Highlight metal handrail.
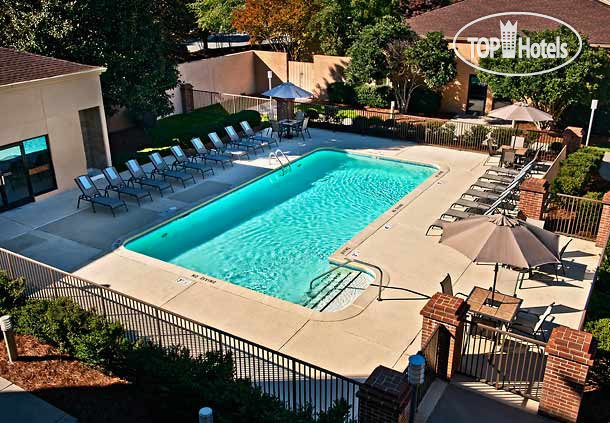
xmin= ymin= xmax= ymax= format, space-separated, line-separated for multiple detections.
xmin=276 ymin=149 xmax=291 ymax=168
xmin=308 ymin=262 xmax=352 ymax=290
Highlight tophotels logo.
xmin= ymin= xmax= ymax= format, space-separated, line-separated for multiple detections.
xmin=453 ymin=12 xmax=582 ymax=77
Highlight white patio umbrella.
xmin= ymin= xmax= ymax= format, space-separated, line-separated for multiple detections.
xmin=262 ymin=81 xmax=313 ymax=99
xmin=487 ymin=102 xmax=553 ymax=128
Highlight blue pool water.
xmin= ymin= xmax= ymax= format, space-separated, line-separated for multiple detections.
xmin=126 ymin=149 xmax=435 ymax=306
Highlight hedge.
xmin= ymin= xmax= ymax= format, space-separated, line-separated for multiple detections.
xmin=327 ymin=82 xmax=356 ymax=105
xmin=0 ymin=274 xmax=350 ymax=423
xmin=551 ymin=147 xmax=606 ymax=196
xmin=354 ymin=85 xmax=393 ymax=108
xmin=147 ymin=105 xmax=263 ymax=150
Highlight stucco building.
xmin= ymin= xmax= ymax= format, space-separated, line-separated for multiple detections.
xmin=0 ymin=48 xmax=110 ymax=211
xmin=408 ymin=0 xmax=610 ymax=115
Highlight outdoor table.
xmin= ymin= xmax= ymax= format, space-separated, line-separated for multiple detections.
xmin=497 ymin=145 xmax=529 ymax=157
xmin=279 ymin=119 xmax=300 ymax=138
xmin=466 ymin=286 xmax=523 ymax=327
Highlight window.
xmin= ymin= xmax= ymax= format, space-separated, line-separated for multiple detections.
xmin=466 ymin=74 xmax=488 ymax=115
xmin=23 ymin=136 xmax=57 ymax=195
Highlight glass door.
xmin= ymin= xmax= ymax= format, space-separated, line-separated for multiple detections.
xmin=0 ymin=144 xmax=34 ymax=210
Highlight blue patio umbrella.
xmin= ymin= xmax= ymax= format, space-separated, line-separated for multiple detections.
xmin=262 ymin=82 xmax=313 ymax=99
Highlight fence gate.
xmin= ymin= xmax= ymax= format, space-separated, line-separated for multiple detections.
xmin=459 ymin=321 xmax=547 ymax=401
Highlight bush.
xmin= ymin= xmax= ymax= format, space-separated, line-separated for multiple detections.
xmin=551 ymin=147 xmax=606 ymax=196
xmin=148 ymin=105 xmax=262 ymax=149
xmin=354 ymin=85 xmax=392 ymax=108
xmin=409 ymin=86 xmax=442 ymax=114
xmin=586 ymin=318 xmax=610 ymax=355
xmin=0 ymin=271 xmax=25 ymax=315
xmin=304 ymin=108 xmax=319 ymax=120
xmin=14 ymin=298 xmax=129 ymax=368
xmin=461 ymin=125 xmax=490 ymax=147
xmin=327 ymin=82 xmax=356 ymax=105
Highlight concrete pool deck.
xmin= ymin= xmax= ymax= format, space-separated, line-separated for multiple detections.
xmin=0 ymin=129 xmax=601 ymax=379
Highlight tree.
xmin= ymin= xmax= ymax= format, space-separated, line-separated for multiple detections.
xmin=232 ymin=0 xmax=320 ymax=60
xmin=0 ymin=0 xmax=195 ymax=125
xmin=478 ymin=27 xmax=610 ymax=124
xmin=399 ymin=0 xmax=453 ymax=17
xmin=189 ymin=0 xmax=244 ymax=49
xmin=346 ymin=17 xmax=456 ymax=112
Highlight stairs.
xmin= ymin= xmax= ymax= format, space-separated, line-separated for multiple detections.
xmin=304 ymin=268 xmax=372 ymax=312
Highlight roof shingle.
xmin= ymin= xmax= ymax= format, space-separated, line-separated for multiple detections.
xmin=408 ymin=0 xmax=610 ymax=45
xmin=0 ymin=48 xmax=102 ymax=87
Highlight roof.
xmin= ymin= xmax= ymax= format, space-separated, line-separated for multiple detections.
xmin=0 ymin=48 xmax=103 ymax=87
xmin=407 ymin=0 xmax=610 ymax=45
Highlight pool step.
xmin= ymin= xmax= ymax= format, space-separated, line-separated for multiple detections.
xmin=304 ymin=268 xmax=372 ymax=312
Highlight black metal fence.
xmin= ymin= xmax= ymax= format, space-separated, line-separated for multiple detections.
xmin=459 ymin=320 xmax=547 ymax=401
xmin=544 ymin=193 xmax=604 ymax=241
xmin=0 ymin=248 xmax=361 ymax=420
xmin=417 ymin=325 xmax=450 ymax=404
xmin=294 ymin=103 xmax=563 ymax=162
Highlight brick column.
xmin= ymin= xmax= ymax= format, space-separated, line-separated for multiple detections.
xmin=518 ymin=178 xmax=549 ymax=220
xmin=595 ymin=191 xmax=610 ymax=247
xmin=357 ymin=366 xmax=411 ymax=423
xmin=420 ymin=293 xmax=468 ymax=379
xmin=562 ymin=126 xmax=584 ymax=153
xmin=180 ymin=83 xmax=194 ymax=114
xmin=539 ymin=326 xmax=596 ymax=422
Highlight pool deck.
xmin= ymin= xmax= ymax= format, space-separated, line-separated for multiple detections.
xmin=0 ymin=129 xmax=601 ymax=380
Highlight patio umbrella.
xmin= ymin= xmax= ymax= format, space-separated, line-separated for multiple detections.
xmin=487 ymin=102 xmax=553 ymax=128
xmin=262 ymin=81 xmax=313 ymax=99
xmin=439 ymin=214 xmax=560 ymax=305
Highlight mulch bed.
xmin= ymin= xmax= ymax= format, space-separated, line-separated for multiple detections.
xmin=0 ymin=335 xmax=181 ymax=423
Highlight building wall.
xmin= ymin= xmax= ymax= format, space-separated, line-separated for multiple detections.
xmin=311 ymin=55 xmax=350 ymax=99
xmin=0 ymin=72 xmax=109 ymax=199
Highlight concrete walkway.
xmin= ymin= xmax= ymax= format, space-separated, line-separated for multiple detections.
xmin=0 ymin=376 xmax=76 ymax=423
xmin=0 ymin=129 xmax=601 ymax=379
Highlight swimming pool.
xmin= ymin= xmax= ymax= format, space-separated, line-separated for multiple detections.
xmin=126 ymin=149 xmax=436 ymax=308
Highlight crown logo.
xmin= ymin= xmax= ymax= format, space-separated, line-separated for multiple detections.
xmin=500 ymin=20 xmax=518 ymax=58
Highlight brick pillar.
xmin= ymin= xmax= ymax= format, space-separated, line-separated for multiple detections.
xmin=180 ymin=83 xmax=194 ymax=114
xmin=595 ymin=191 xmax=610 ymax=247
xmin=357 ymin=366 xmax=411 ymax=423
xmin=562 ymin=126 xmax=584 ymax=153
xmin=420 ymin=293 xmax=468 ymax=379
xmin=539 ymin=326 xmax=596 ymax=422
xmin=518 ymin=178 xmax=549 ymax=220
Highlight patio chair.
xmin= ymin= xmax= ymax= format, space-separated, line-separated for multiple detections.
xmin=439 ymin=274 xmax=468 ymax=298
xmin=511 ymin=136 xmax=526 ymax=149
xmin=242 ymin=123 xmax=279 ymax=148
xmin=149 ymin=152 xmax=195 ymax=188
xmin=190 ymin=137 xmax=233 ymax=169
xmin=500 ymin=149 xmax=516 ymax=168
xmin=208 ymin=132 xmax=249 ymax=160
xmin=126 ymin=159 xmax=174 ymax=197
xmin=486 ymin=166 xmax=520 ymax=177
xmin=225 ymin=125 xmax=267 ymax=153
xmin=293 ymin=117 xmax=311 ymax=141
xmin=239 ymin=120 xmax=259 ymax=138
xmin=270 ymin=120 xmax=285 ymax=142
xmin=102 ymin=166 xmax=152 ymax=206
xmin=484 ymin=136 xmax=500 ymax=165
xmin=526 ymin=239 xmax=573 ymax=282
xmin=295 ymin=111 xmax=305 ymax=123
xmin=510 ymin=302 xmax=555 ymax=341
xmin=74 ymin=175 xmax=128 ymax=217
xmin=170 ymin=145 xmax=214 ymax=179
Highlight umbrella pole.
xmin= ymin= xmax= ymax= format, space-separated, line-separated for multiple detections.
xmin=490 ymin=262 xmax=499 ymax=307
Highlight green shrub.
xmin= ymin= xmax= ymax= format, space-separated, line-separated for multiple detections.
xmin=148 ymin=105 xmax=262 ymax=148
xmin=354 ymin=85 xmax=392 ymax=108
xmin=409 ymin=86 xmax=441 ymax=114
xmin=305 ymin=108 xmax=320 ymax=120
xmin=352 ymin=116 xmax=369 ymax=131
xmin=551 ymin=147 xmax=606 ymax=196
xmin=14 ymin=298 xmax=128 ymax=368
xmin=0 ymin=271 xmax=25 ymax=314
xmin=586 ymin=318 xmax=610 ymax=355
xmin=327 ymin=82 xmax=356 ymax=105
xmin=461 ymin=125 xmax=490 ymax=147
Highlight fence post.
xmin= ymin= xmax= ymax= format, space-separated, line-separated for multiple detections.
xmin=180 ymin=83 xmax=194 ymax=114
xmin=538 ymin=326 xmax=595 ymax=422
xmin=419 ymin=293 xmax=468 ymax=380
xmin=518 ymin=178 xmax=549 ymax=220
xmin=562 ymin=126 xmax=584 ymax=153
xmin=595 ymin=192 xmax=610 ymax=247
xmin=357 ymin=365 xmax=411 ymax=423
